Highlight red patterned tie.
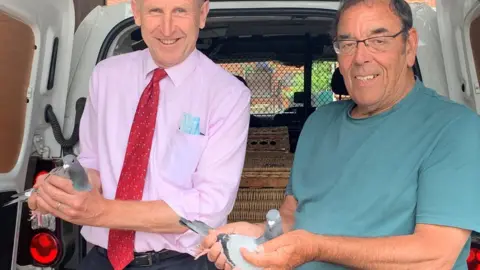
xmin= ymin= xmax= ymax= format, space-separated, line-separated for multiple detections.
xmin=107 ymin=68 xmax=167 ymax=270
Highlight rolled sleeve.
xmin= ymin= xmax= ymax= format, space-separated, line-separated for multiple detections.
xmin=416 ymin=112 xmax=480 ymax=233
xmin=166 ymin=86 xmax=251 ymax=248
xmin=76 ymin=67 xmax=99 ymax=171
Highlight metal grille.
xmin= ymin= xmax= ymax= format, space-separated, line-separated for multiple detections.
xmin=219 ymin=60 xmax=341 ymax=115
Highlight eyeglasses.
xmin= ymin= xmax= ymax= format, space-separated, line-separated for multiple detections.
xmin=333 ymin=29 xmax=406 ymax=55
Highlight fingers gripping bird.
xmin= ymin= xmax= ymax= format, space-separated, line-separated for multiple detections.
xmin=2 ymin=154 xmax=91 ymax=207
xmin=180 ymin=209 xmax=284 ymax=269
xmin=217 ymin=209 xmax=283 ymax=270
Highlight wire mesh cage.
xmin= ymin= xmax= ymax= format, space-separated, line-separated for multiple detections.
xmin=219 ymin=59 xmax=342 ymax=117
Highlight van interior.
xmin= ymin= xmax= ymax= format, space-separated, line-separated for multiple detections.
xmin=1 ymin=5 xmax=480 ymax=270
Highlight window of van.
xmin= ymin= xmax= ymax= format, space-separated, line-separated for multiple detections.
xmin=220 ymin=60 xmax=340 ymax=116
xmin=0 ymin=11 xmax=35 ymax=173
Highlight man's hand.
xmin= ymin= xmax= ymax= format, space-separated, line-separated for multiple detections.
xmin=27 ymin=171 xmax=106 ymax=227
xmin=27 ymin=174 xmax=49 ymax=215
xmin=198 ymin=221 xmax=265 ymax=270
xmin=240 ymin=229 xmax=318 ymax=270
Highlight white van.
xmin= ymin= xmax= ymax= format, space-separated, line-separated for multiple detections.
xmin=0 ymin=0 xmax=479 ymax=269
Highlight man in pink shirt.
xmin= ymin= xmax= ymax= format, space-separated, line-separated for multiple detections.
xmin=27 ymin=0 xmax=251 ymax=269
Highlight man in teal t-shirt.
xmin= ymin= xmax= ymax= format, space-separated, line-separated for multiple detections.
xmin=199 ymin=0 xmax=480 ymax=269
xmin=285 ymin=77 xmax=480 ymax=269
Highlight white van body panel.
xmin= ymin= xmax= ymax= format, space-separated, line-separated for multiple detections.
xmin=0 ymin=0 xmax=74 ymax=268
xmin=0 ymin=0 xmax=74 ymax=186
xmin=410 ymin=3 xmax=449 ymax=98
xmin=436 ymin=0 xmax=480 ymax=112
xmin=64 ymin=4 xmax=130 ymax=147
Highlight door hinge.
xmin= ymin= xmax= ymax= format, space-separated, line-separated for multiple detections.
xmin=33 ymin=134 xmax=50 ymax=159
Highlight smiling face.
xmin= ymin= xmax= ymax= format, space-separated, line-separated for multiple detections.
xmin=336 ymin=0 xmax=418 ymax=117
xmin=131 ymin=0 xmax=209 ymax=68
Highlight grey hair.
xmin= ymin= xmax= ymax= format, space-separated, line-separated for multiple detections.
xmin=332 ymin=0 xmax=413 ymax=40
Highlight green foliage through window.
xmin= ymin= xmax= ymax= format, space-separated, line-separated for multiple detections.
xmin=291 ymin=61 xmax=335 ymax=93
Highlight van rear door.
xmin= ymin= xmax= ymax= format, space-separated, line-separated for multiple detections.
xmin=0 ymin=0 xmax=74 ymax=269
xmin=436 ymin=0 xmax=480 ymax=112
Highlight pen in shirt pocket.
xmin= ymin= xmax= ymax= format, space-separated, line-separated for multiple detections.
xmin=179 ymin=115 xmax=205 ymax=136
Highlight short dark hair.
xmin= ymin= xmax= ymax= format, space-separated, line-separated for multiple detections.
xmin=332 ymin=0 xmax=413 ymax=40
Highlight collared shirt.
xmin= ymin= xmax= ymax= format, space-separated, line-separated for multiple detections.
xmin=77 ymin=48 xmax=251 ymax=255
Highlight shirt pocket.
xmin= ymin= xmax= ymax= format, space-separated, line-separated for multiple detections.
xmin=160 ymin=130 xmax=208 ymax=188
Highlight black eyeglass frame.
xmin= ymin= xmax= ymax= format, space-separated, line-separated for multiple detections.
xmin=333 ymin=28 xmax=408 ymax=55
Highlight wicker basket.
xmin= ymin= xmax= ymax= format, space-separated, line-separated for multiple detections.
xmin=243 ymin=151 xmax=293 ymax=172
xmin=240 ymin=173 xmax=290 ymax=188
xmin=228 ymin=126 xmax=292 ymax=223
xmin=228 ymin=188 xmax=286 ymax=223
xmin=247 ymin=127 xmax=290 ymax=152
xmin=241 ymin=151 xmax=292 ymax=188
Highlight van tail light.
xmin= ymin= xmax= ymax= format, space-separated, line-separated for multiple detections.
xmin=30 ymin=231 xmax=61 ymax=265
xmin=468 ymin=247 xmax=480 ymax=270
xmin=468 ymin=249 xmax=476 ymax=263
xmin=33 ymin=170 xmax=49 ymax=185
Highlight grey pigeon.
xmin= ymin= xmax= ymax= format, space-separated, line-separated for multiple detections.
xmin=217 ymin=209 xmax=284 ymax=270
xmin=179 ymin=209 xmax=284 ymax=270
xmin=62 ymin=154 xmax=91 ymax=192
xmin=2 ymin=154 xmax=91 ymax=207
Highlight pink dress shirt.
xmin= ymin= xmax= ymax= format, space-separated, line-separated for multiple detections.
xmin=77 ymin=48 xmax=251 ymax=255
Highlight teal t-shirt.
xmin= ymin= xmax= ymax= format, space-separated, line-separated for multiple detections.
xmin=287 ymin=80 xmax=480 ymax=269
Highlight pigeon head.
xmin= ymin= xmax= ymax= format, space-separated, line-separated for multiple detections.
xmin=261 ymin=209 xmax=283 ymax=242
xmin=266 ymin=209 xmax=281 ymax=225
xmin=62 ymin=154 xmax=77 ymax=169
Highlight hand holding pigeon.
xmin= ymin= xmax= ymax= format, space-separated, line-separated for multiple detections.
xmin=240 ymin=229 xmax=320 ymax=270
xmin=27 ymin=155 xmax=106 ymax=227
xmin=195 ymin=209 xmax=284 ymax=270
xmin=3 ymin=155 xmax=92 ymax=209
xmin=197 ymin=221 xmax=265 ymax=269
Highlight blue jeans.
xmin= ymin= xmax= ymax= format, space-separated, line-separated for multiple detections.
xmin=77 ymin=246 xmax=216 ymax=270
